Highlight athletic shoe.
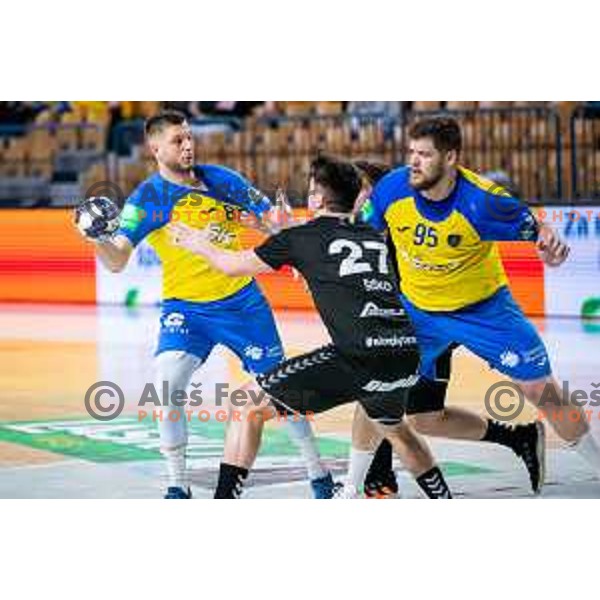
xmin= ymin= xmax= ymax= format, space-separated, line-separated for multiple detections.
xmin=512 ymin=421 xmax=545 ymax=494
xmin=364 ymin=439 xmax=398 ymax=498
xmin=310 ymin=472 xmax=336 ymax=499
xmin=164 ymin=486 xmax=192 ymax=499
xmin=364 ymin=477 xmax=400 ymax=499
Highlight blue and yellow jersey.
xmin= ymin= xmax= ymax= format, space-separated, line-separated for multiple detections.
xmin=116 ymin=165 xmax=267 ymax=303
xmin=363 ymin=166 xmax=539 ymax=311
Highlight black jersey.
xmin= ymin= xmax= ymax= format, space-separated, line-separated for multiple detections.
xmin=254 ymin=216 xmax=416 ymax=358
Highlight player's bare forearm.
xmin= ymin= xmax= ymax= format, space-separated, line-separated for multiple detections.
xmin=95 ymin=236 xmax=133 ymax=273
xmin=202 ymin=246 xmax=269 ymax=277
xmin=170 ymin=223 xmax=271 ymax=276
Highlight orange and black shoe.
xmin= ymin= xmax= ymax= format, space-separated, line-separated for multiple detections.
xmin=364 ymin=439 xmax=399 ymax=499
xmin=364 ymin=473 xmax=399 ymax=499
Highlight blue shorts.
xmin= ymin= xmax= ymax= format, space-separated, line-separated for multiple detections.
xmin=401 ymin=286 xmax=552 ymax=383
xmin=156 ymin=281 xmax=284 ymax=375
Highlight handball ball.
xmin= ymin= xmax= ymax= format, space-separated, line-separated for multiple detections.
xmin=75 ymin=196 xmax=120 ymax=240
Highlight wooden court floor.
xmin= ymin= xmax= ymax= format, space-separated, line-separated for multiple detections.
xmin=1 ymin=303 xmax=599 ymax=498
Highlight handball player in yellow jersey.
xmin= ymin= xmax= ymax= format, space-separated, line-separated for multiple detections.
xmin=359 ymin=117 xmax=600 ymax=495
xmin=78 ymin=110 xmax=333 ymax=499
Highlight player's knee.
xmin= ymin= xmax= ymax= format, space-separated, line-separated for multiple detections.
xmin=407 ymin=411 xmax=447 ymax=435
xmin=155 ymin=351 xmax=202 ymax=399
xmin=520 ymin=377 xmax=555 ymax=404
xmin=239 ymin=398 xmax=266 ymax=420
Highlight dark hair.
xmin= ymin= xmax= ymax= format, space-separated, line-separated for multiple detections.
xmin=354 ymin=160 xmax=392 ymax=186
xmin=408 ymin=116 xmax=462 ymax=154
xmin=309 ymin=154 xmax=362 ymax=213
xmin=144 ymin=109 xmax=187 ymax=138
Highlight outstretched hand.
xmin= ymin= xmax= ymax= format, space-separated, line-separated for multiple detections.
xmin=263 ymin=187 xmax=296 ymax=232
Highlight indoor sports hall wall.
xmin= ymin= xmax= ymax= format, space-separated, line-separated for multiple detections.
xmin=1 ymin=207 xmax=599 ymax=319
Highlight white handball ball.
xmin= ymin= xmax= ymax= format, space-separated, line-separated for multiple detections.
xmin=75 ymin=196 xmax=120 ymax=241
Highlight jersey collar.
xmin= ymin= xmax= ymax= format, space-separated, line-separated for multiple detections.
xmin=413 ymin=174 xmax=463 ymax=222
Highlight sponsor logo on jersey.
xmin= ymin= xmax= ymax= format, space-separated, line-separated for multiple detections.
xmin=363 ymin=278 xmax=394 ymax=293
xmin=397 ymin=248 xmax=460 ymax=273
xmin=119 ymin=204 xmax=145 ymax=232
xmin=361 ymin=199 xmax=375 ymax=222
xmin=522 ymin=344 xmax=549 ymax=367
xmin=206 ymin=223 xmax=236 ymax=245
xmin=362 ymin=374 xmax=420 ymax=392
xmin=359 ymin=302 xmax=405 ymax=318
xmin=365 ymin=335 xmax=417 ymax=349
xmin=164 ymin=312 xmax=185 ymax=328
xmin=266 ymin=345 xmax=284 ymax=358
xmin=162 ymin=312 xmax=189 ymax=335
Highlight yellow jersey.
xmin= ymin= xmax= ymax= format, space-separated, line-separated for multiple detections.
xmin=362 ymin=166 xmax=538 ymax=311
xmin=117 ymin=165 xmax=265 ymax=303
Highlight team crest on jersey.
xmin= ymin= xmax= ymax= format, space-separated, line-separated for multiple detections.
xmin=447 ymin=234 xmax=462 ymax=248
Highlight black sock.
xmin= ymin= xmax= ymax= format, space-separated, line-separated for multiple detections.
xmin=482 ymin=419 xmax=517 ymax=449
xmin=214 ymin=463 xmax=248 ymax=499
xmin=416 ymin=466 xmax=452 ymax=499
xmin=365 ymin=439 xmax=394 ymax=485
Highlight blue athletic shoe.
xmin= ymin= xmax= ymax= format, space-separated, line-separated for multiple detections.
xmin=164 ymin=486 xmax=192 ymax=499
xmin=310 ymin=473 xmax=336 ymax=499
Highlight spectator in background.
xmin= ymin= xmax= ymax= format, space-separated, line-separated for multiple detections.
xmin=346 ymin=101 xmax=405 ymax=140
xmin=161 ymin=101 xmax=200 ymax=118
xmin=346 ymin=101 xmax=405 ymax=119
xmin=197 ymin=101 xmax=267 ymax=119
xmin=582 ymin=101 xmax=600 ymax=118
xmin=0 ymin=102 xmax=46 ymax=129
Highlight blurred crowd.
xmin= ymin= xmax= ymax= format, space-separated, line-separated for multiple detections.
xmin=2 ymin=101 xmax=595 ymax=130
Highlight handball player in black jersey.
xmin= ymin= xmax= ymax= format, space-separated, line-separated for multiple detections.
xmin=171 ymin=155 xmax=452 ymax=499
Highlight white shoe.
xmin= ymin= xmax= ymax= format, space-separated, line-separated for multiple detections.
xmin=332 ymin=483 xmax=361 ymax=499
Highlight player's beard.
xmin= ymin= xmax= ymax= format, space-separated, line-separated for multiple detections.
xmin=410 ymin=162 xmax=445 ymax=191
xmin=166 ymin=155 xmax=194 ymax=174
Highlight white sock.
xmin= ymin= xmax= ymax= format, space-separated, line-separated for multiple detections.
xmin=348 ymin=448 xmax=375 ymax=491
xmin=286 ymin=419 xmax=328 ymax=480
xmin=572 ymin=431 xmax=600 ymax=474
xmin=162 ymin=446 xmax=187 ymax=489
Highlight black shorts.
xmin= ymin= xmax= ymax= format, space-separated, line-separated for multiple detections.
xmin=255 ymin=344 xmax=420 ymax=426
xmin=405 ymin=345 xmax=455 ymax=415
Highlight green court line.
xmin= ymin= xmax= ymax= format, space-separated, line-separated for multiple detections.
xmin=0 ymin=417 xmax=494 ymax=476
xmin=0 ymin=427 xmax=160 ymax=463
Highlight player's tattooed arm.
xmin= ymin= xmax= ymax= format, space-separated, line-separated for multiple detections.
xmin=169 ymin=223 xmax=272 ymax=276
